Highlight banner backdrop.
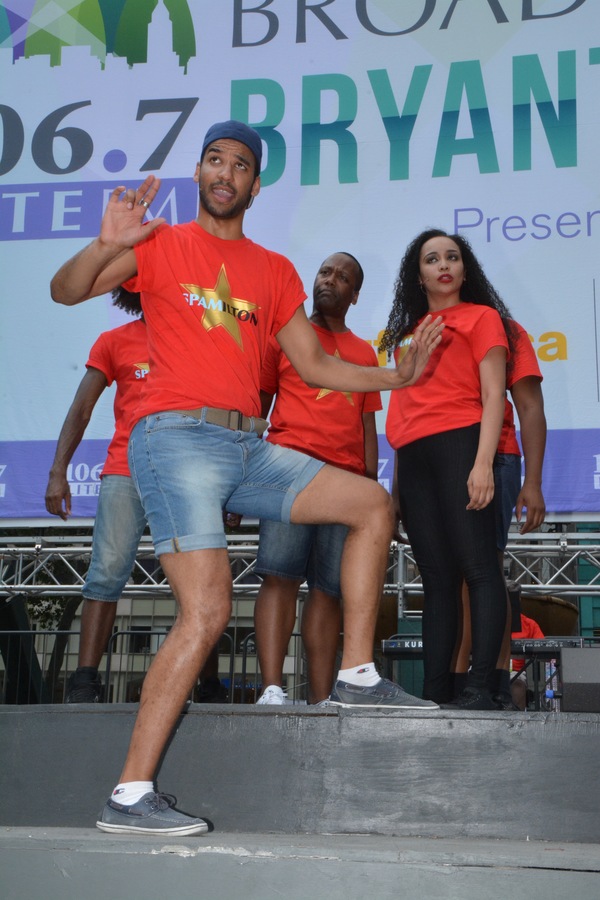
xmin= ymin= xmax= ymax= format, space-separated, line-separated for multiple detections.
xmin=0 ymin=0 xmax=599 ymax=519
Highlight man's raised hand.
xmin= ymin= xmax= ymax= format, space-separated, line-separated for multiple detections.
xmin=99 ymin=175 xmax=166 ymax=250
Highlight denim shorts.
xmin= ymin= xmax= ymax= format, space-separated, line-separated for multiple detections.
xmin=255 ymin=518 xmax=348 ymax=598
xmin=494 ymin=453 xmax=522 ymax=551
xmin=83 ymin=475 xmax=148 ymax=602
xmin=128 ymin=411 xmax=324 ymax=556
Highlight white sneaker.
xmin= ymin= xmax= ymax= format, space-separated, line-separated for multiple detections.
xmin=256 ymin=684 xmax=286 ymax=705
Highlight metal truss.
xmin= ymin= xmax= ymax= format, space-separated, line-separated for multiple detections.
xmin=0 ymin=533 xmax=264 ymax=599
xmin=392 ymin=531 xmax=600 ymax=618
xmin=1 ymin=530 xmax=599 ymax=605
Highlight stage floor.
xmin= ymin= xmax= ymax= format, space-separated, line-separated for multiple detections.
xmin=1 ymin=829 xmax=599 ymax=900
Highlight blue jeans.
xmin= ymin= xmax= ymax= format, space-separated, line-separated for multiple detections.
xmin=494 ymin=453 xmax=521 ymax=551
xmin=256 ymin=519 xmax=348 ymax=598
xmin=128 ymin=412 xmax=324 ymax=556
xmin=83 ymin=475 xmax=147 ymax=602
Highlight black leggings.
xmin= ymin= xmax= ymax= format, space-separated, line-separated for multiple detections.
xmin=396 ymin=424 xmax=506 ymax=702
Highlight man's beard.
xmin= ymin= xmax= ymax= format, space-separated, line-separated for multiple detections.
xmin=199 ymin=183 xmax=252 ymax=220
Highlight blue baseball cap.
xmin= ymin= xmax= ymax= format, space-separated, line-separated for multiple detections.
xmin=201 ymin=120 xmax=262 ymax=173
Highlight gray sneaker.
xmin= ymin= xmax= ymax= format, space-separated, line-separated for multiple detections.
xmin=329 ymin=678 xmax=439 ymax=710
xmin=96 ymin=792 xmax=209 ymax=836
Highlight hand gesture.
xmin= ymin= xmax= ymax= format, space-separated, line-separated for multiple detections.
xmin=99 ymin=175 xmax=166 ymax=250
xmin=394 ymin=315 xmax=444 ymax=387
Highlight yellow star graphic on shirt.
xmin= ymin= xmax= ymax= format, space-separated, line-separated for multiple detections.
xmin=316 ymin=350 xmax=354 ymax=404
xmin=135 ymin=362 xmax=149 ymax=373
xmin=181 ymin=265 xmax=259 ymax=349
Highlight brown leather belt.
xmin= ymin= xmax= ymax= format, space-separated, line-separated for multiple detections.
xmin=172 ymin=407 xmax=268 ymax=436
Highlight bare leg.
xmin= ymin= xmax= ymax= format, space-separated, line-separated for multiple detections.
xmin=492 ymin=550 xmax=514 ymax=706
xmin=496 ymin=598 xmax=513 ymax=669
xmin=453 ymin=552 xmax=511 ymax=679
xmin=290 ymin=465 xmax=394 ymax=669
xmin=254 ymin=575 xmax=301 ymax=687
xmin=301 ymin=588 xmax=342 ymax=703
xmin=511 ymin=675 xmax=527 ymax=710
xmin=78 ymin=599 xmax=118 ymax=669
xmin=452 ymin=583 xmax=472 ymax=674
xmin=119 ymin=548 xmax=232 ymax=783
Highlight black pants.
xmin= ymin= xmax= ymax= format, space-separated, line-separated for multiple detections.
xmin=397 ymin=424 xmax=506 ymax=702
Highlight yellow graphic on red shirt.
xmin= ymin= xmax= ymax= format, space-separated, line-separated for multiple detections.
xmin=181 ymin=266 xmax=259 ymax=349
xmin=134 ymin=362 xmax=150 ymax=380
xmin=316 ymin=350 xmax=353 ymax=404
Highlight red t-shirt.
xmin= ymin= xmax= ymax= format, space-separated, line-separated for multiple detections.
xmin=386 ymin=303 xmax=509 ymax=449
xmin=511 ymin=613 xmax=545 ymax=673
xmin=86 ymin=318 xmax=148 ymax=476
xmin=262 ymin=324 xmax=382 ymax=475
xmin=498 ymin=321 xmax=543 ymax=455
xmin=124 ymin=222 xmax=306 ymax=422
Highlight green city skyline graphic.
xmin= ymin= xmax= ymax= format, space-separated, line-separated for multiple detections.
xmin=0 ymin=0 xmax=196 ymax=70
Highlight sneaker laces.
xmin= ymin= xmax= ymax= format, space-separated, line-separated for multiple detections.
xmin=257 ymin=685 xmax=287 ymax=704
xmin=369 ymin=678 xmax=401 ymax=697
xmin=146 ymin=793 xmax=177 ymax=812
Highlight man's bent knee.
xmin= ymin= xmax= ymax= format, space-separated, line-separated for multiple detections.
xmin=291 ymin=465 xmax=393 ymax=532
xmin=357 ymin=486 xmax=395 ymax=537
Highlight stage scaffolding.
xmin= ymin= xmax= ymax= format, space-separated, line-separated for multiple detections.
xmin=1 ymin=527 xmax=599 ymax=604
xmin=1 ymin=527 xmax=599 ymax=703
xmin=393 ymin=529 xmax=600 ymax=616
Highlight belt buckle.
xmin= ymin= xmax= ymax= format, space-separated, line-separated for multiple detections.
xmin=228 ymin=410 xmax=244 ymax=431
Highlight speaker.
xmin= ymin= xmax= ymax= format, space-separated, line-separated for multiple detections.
xmin=560 ymin=648 xmax=600 ymax=712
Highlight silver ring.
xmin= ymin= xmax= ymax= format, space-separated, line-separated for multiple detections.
xmin=139 ymin=199 xmax=150 ymax=209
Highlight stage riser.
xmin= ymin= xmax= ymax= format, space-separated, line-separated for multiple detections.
xmin=2 ymin=706 xmax=599 ymax=843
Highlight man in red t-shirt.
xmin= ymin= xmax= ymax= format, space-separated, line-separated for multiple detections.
xmin=46 ymin=288 xmax=229 ymax=704
xmin=51 ymin=120 xmax=443 ymax=837
xmin=45 ymin=290 xmax=148 ymax=702
xmin=511 ymin=613 xmax=545 ymax=709
xmin=491 ymin=322 xmax=546 ymax=706
xmin=254 ymin=252 xmax=382 ymax=706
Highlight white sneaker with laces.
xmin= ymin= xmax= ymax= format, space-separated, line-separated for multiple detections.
xmin=256 ymin=684 xmax=286 ymax=705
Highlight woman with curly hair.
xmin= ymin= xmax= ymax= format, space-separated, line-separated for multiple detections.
xmin=381 ymin=228 xmax=515 ymax=709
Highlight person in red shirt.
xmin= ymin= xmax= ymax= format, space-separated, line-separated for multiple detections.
xmin=45 ymin=289 xmax=148 ymax=702
xmin=451 ymin=320 xmax=547 ymax=707
xmin=382 ymin=229 xmax=514 ymax=710
xmin=46 ymin=288 xmax=233 ymax=704
xmin=489 ymin=323 xmax=546 ymax=705
xmin=511 ymin=614 xmax=545 ymax=709
xmin=254 ymin=252 xmax=382 ymax=706
xmin=51 ymin=121 xmax=443 ymax=837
